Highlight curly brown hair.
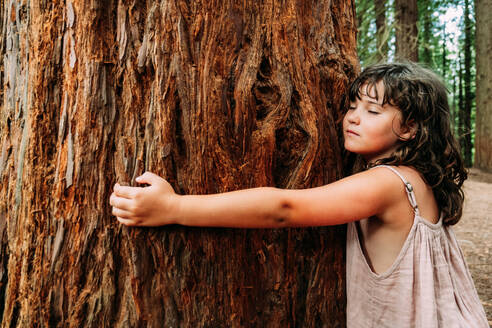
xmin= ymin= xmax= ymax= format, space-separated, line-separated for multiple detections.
xmin=346 ymin=62 xmax=467 ymax=225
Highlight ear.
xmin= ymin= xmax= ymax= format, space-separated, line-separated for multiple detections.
xmin=399 ymin=120 xmax=417 ymax=141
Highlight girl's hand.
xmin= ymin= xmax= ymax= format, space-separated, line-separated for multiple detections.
xmin=110 ymin=172 xmax=180 ymax=227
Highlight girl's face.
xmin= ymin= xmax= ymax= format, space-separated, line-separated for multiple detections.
xmin=343 ymin=81 xmax=411 ymax=163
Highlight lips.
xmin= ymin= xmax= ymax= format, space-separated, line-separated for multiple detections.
xmin=345 ymin=129 xmax=359 ymax=136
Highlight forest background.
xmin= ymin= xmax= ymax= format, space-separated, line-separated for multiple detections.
xmin=356 ymin=0 xmax=490 ymax=170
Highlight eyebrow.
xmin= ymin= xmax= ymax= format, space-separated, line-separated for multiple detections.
xmin=367 ymin=99 xmax=383 ymax=107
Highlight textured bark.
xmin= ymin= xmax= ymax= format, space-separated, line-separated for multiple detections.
xmin=394 ymin=0 xmax=418 ymax=62
xmin=0 ymin=1 xmax=359 ymax=327
xmin=474 ymin=0 xmax=492 ymax=171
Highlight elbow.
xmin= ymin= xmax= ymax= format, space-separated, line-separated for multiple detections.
xmin=269 ymin=193 xmax=295 ymax=227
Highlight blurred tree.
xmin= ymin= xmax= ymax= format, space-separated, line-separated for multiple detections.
xmin=395 ymin=0 xmax=418 ymax=61
xmin=474 ymin=0 xmax=492 ymax=171
xmin=458 ymin=56 xmax=465 ymax=155
xmin=419 ymin=0 xmax=434 ymax=65
xmin=417 ymin=0 xmax=451 ymax=73
xmin=442 ymin=25 xmax=448 ymax=79
xmin=356 ymin=0 xmax=376 ymax=66
xmin=463 ymin=0 xmax=474 ymax=167
xmin=374 ymin=0 xmax=389 ymax=62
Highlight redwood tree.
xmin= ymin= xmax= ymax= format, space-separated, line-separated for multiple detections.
xmin=0 ymin=1 xmax=358 ymax=327
xmin=474 ymin=0 xmax=492 ymax=171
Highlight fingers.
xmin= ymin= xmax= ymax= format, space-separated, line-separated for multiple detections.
xmin=109 ymin=193 xmax=133 ymax=211
xmin=135 ymin=171 xmax=160 ymax=185
xmin=112 ymin=205 xmax=141 ymax=226
xmin=116 ymin=216 xmax=140 ymax=227
xmin=113 ymin=183 xmax=138 ymax=199
xmin=111 ymin=206 xmax=133 ymax=219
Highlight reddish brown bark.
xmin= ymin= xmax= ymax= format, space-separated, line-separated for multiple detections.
xmin=0 ymin=1 xmax=359 ymax=326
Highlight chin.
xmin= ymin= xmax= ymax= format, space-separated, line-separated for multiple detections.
xmin=343 ymin=142 xmax=358 ymax=154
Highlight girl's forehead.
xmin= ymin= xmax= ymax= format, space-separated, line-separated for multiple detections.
xmin=359 ymin=81 xmax=385 ymax=102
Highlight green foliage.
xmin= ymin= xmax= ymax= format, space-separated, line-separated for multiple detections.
xmin=356 ymin=0 xmax=395 ymax=67
xmin=356 ymin=0 xmax=377 ymax=66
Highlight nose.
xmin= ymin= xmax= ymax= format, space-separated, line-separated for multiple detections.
xmin=344 ymin=107 xmax=360 ymax=125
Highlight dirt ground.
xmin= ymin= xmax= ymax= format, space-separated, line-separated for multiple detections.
xmin=453 ymin=168 xmax=492 ymax=325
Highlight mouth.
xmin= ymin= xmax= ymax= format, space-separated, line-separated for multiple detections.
xmin=345 ymin=129 xmax=359 ymax=136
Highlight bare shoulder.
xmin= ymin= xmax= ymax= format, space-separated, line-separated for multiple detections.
xmin=285 ymin=167 xmax=416 ymax=226
xmin=369 ymin=165 xmax=429 ymax=194
xmin=371 ymin=165 xmax=439 ymax=224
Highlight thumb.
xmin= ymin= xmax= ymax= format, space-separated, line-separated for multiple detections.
xmin=135 ymin=172 xmax=160 ymax=185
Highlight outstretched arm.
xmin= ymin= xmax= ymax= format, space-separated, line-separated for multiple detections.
xmin=110 ymin=172 xmax=296 ymax=228
xmin=110 ymin=168 xmax=401 ymax=228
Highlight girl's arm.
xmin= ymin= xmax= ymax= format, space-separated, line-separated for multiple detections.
xmin=110 ymin=168 xmax=401 ymax=228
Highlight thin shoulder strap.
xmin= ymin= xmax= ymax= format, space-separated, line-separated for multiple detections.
xmin=372 ymin=165 xmax=420 ymax=216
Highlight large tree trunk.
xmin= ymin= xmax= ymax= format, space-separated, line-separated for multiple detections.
xmin=394 ymin=0 xmax=418 ymax=61
xmin=0 ymin=1 xmax=358 ymax=327
xmin=463 ymin=0 xmax=473 ymax=167
xmin=474 ymin=0 xmax=492 ymax=171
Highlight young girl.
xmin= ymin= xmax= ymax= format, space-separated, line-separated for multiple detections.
xmin=110 ymin=62 xmax=488 ymax=327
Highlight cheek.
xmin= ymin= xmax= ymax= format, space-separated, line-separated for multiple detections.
xmin=342 ymin=113 xmax=349 ymax=127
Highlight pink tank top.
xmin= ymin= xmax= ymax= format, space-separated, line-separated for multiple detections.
xmin=346 ymin=165 xmax=488 ymax=327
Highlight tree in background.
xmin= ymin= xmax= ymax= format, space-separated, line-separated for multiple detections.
xmin=458 ymin=56 xmax=466 ymax=155
xmin=394 ymin=0 xmax=418 ymax=61
xmin=419 ymin=0 xmax=434 ymax=65
xmin=450 ymin=0 xmax=476 ymax=167
xmin=462 ymin=0 xmax=474 ymax=167
xmin=417 ymin=0 xmax=451 ymax=70
xmin=356 ymin=0 xmax=392 ymax=66
xmin=374 ymin=0 xmax=389 ymax=62
xmin=474 ymin=0 xmax=492 ymax=171
xmin=441 ymin=24 xmax=448 ymax=79
xmin=0 ymin=1 xmax=358 ymax=326
xmin=356 ymin=0 xmax=377 ymax=65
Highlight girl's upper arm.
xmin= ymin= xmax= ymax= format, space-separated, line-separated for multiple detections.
xmin=285 ymin=168 xmax=401 ymax=226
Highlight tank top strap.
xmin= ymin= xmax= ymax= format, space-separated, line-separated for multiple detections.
xmin=372 ymin=165 xmax=420 ymax=216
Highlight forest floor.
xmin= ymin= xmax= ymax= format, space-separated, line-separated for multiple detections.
xmin=453 ymin=168 xmax=492 ymax=325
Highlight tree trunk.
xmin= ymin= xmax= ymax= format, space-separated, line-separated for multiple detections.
xmin=394 ymin=0 xmax=418 ymax=61
xmin=355 ymin=0 xmax=375 ymax=66
xmin=374 ymin=0 xmax=388 ymax=62
xmin=452 ymin=69 xmax=458 ymax=135
xmin=474 ymin=0 xmax=492 ymax=171
xmin=463 ymin=0 xmax=473 ymax=167
xmin=458 ymin=57 xmax=465 ymax=155
xmin=420 ymin=0 xmax=432 ymax=66
xmin=442 ymin=26 xmax=447 ymax=79
xmin=0 ymin=1 xmax=359 ymax=327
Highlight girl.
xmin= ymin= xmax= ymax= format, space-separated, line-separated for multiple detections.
xmin=110 ymin=62 xmax=488 ymax=327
